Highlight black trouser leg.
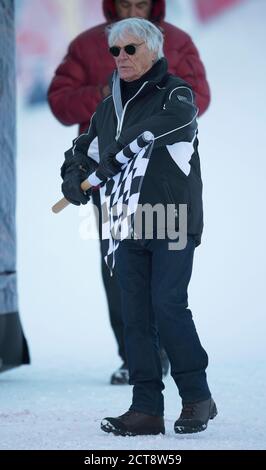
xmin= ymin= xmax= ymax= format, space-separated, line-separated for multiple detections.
xmin=116 ymin=239 xmax=164 ymax=416
xmin=100 ymin=254 xmax=127 ymax=363
xmin=92 ymin=190 xmax=126 ymax=363
xmin=150 ymin=236 xmax=211 ymax=403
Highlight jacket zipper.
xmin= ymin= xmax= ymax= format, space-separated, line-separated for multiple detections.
xmin=114 ymin=82 xmax=148 ymax=139
xmin=163 ymin=181 xmax=179 ymax=218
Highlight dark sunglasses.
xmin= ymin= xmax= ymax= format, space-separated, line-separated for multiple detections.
xmin=109 ymin=42 xmax=144 ymax=57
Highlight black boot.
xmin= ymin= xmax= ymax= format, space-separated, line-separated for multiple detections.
xmin=110 ymin=362 xmax=129 ymax=385
xmin=101 ymin=410 xmax=165 ymax=436
xmin=174 ymin=397 xmax=217 ymax=434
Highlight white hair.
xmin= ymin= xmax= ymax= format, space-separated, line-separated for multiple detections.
xmin=107 ymin=18 xmax=164 ymax=60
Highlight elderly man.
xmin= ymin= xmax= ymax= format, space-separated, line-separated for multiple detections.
xmin=49 ymin=0 xmax=210 ymax=385
xmin=61 ymin=18 xmax=217 ymax=436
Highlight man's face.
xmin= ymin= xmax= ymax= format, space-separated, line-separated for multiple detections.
xmin=112 ymin=33 xmax=156 ymax=82
xmin=115 ymin=0 xmax=152 ymax=19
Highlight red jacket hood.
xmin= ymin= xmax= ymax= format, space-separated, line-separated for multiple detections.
xmin=103 ymin=0 xmax=165 ymax=23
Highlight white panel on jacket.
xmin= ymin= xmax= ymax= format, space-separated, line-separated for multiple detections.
xmin=166 ymin=140 xmax=194 ymax=176
xmin=87 ymin=137 xmax=99 ymax=163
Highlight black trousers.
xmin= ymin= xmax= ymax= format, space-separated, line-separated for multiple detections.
xmin=115 ymin=236 xmax=211 ymax=415
xmin=92 ymin=190 xmax=126 ymax=362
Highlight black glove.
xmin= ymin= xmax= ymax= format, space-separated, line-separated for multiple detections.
xmin=61 ymin=151 xmax=98 ymax=206
xmin=95 ymin=140 xmax=124 ymax=182
xmin=61 ymin=149 xmax=98 ymax=180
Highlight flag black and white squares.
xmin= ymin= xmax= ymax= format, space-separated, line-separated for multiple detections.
xmin=100 ymin=140 xmax=154 ymax=272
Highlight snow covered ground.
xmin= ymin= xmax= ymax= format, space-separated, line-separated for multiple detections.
xmin=1 ymin=359 xmax=265 ymax=450
xmin=1 ymin=0 xmax=266 ymax=450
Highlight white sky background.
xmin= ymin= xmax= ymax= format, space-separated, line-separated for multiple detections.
xmin=1 ymin=0 xmax=265 ymax=450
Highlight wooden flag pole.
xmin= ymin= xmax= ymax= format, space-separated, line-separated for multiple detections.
xmin=52 ymin=180 xmax=91 ymax=214
xmin=52 ymin=132 xmax=154 ymax=214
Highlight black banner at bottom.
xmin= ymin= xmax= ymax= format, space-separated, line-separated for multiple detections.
xmin=0 ymin=450 xmax=265 ymax=466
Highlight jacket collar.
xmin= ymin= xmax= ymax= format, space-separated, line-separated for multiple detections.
xmin=111 ymin=57 xmax=168 ymax=91
xmin=111 ymin=58 xmax=168 ymax=123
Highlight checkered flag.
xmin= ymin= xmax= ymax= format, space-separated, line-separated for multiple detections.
xmin=99 ymin=133 xmax=154 ymax=273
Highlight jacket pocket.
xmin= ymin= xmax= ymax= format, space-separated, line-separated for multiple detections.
xmin=163 ymin=179 xmax=191 ymax=216
xmin=163 ymin=181 xmax=175 ymax=204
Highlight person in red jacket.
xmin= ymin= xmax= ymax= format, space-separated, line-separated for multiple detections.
xmin=48 ymin=0 xmax=210 ymax=385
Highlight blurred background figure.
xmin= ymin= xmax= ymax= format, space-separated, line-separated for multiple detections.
xmin=46 ymin=0 xmax=210 ymax=386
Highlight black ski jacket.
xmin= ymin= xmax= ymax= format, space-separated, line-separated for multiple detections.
xmin=71 ymin=58 xmax=204 ymax=246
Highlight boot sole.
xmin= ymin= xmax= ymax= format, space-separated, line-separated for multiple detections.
xmin=174 ymin=403 xmax=218 ymax=435
xmin=174 ymin=423 xmax=208 ymax=434
xmin=110 ymin=379 xmax=129 ymax=385
xmin=110 ymin=380 xmax=128 ymax=385
xmin=101 ymin=420 xmax=165 ymax=437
